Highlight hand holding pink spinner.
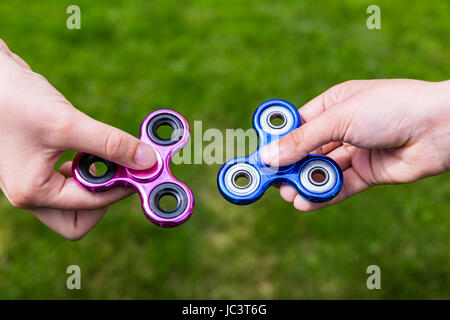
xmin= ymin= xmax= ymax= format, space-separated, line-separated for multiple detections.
xmin=72 ymin=109 xmax=194 ymax=228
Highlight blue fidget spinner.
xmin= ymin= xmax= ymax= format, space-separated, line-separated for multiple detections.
xmin=217 ymin=99 xmax=343 ymax=205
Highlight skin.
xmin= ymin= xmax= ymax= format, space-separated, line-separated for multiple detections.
xmin=1 ymin=39 xmax=449 ymax=239
xmin=260 ymin=79 xmax=450 ymax=212
xmin=0 ymin=39 xmax=157 ymax=240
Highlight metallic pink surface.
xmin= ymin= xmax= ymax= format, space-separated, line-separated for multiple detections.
xmin=72 ymin=109 xmax=194 ymax=228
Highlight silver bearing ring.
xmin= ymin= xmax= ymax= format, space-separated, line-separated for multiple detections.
xmin=224 ymin=163 xmax=260 ymax=196
xmin=300 ymin=160 xmax=337 ymax=194
xmin=259 ymin=105 xmax=295 ymax=135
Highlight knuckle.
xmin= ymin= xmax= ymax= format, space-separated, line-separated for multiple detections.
xmin=45 ymin=110 xmax=76 ymax=146
xmin=64 ymin=230 xmax=86 ymax=242
xmin=341 ymin=79 xmax=359 ymax=87
xmin=335 ymin=80 xmax=362 ymax=92
xmin=60 ymin=219 xmax=89 ymax=241
xmin=105 ymin=131 xmax=127 ymax=160
xmin=288 ymin=128 xmax=305 ymax=149
xmin=0 ymin=38 xmax=10 ymax=54
xmin=52 ymin=111 xmax=72 ymax=133
xmin=326 ymin=80 xmax=361 ymax=105
xmin=8 ymin=186 xmax=35 ymax=209
xmin=333 ymin=110 xmax=351 ymax=141
xmin=44 ymin=105 xmax=72 ymax=129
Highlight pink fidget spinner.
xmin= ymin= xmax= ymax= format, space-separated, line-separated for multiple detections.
xmin=72 ymin=109 xmax=194 ymax=228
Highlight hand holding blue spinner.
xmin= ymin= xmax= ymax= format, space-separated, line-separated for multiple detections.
xmin=218 ymin=99 xmax=343 ymax=205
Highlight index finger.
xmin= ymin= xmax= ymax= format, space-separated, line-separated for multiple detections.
xmin=35 ymin=162 xmax=134 ymax=210
xmin=300 ymin=80 xmax=382 ymax=123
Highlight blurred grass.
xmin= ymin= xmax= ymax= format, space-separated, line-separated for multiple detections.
xmin=0 ymin=0 xmax=449 ymax=299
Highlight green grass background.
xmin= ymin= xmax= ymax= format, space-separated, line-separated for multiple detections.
xmin=0 ymin=0 xmax=449 ymax=299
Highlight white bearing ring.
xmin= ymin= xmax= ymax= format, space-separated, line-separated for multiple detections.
xmin=259 ymin=105 xmax=295 ymax=136
xmin=224 ymin=163 xmax=261 ymax=196
xmin=300 ymin=160 xmax=337 ymax=194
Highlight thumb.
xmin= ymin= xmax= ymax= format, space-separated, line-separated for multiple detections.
xmin=260 ymin=106 xmax=349 ymax=166
xmin=58 ymin=110 xmax=157 ymax=170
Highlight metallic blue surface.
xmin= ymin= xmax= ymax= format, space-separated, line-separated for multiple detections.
xmin=217 ymin=99 xmax=343 ymax=205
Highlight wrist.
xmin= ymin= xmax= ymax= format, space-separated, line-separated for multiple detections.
xmin=429 ymin=81 xmax=450 ymax=171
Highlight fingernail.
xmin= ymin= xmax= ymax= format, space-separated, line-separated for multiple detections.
xmin=134 ymin=143 xmax=156 ymax=168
